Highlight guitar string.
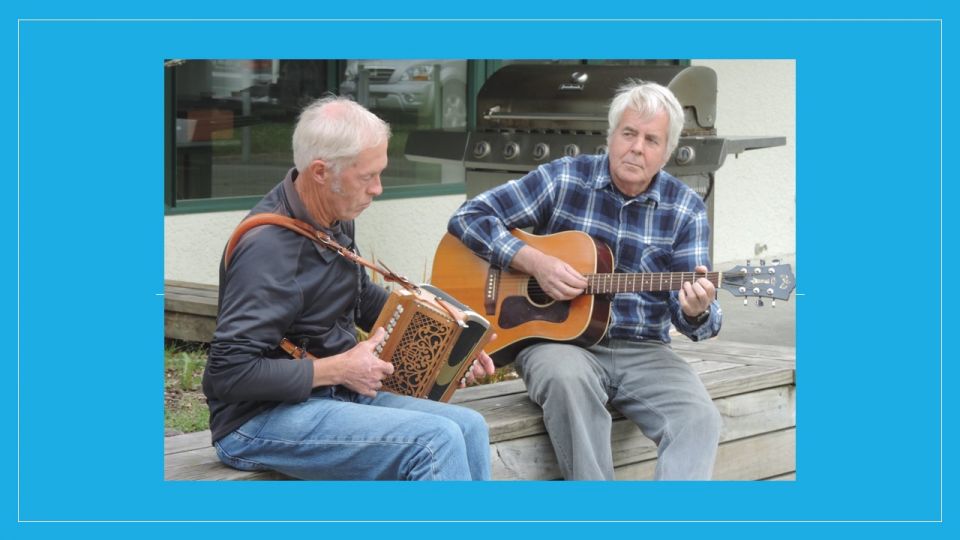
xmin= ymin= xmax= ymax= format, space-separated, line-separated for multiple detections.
xmin=498 ymin=273 xmax=724 ymax=295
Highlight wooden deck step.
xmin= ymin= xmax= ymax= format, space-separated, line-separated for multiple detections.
xmin=165 ymin=338 xmax=795 ymax=481
xmin=164 ymin=280 xmax=218 ymax=343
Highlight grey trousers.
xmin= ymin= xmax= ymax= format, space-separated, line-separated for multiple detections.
xmin=515 ymin=339 xmax=722 ymax=480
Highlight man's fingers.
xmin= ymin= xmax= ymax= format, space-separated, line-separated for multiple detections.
xmin=367 ymin=327 xmax=386 ymax=345
xmin=379 ymin=359 xmax=395 ymax=376
xmin=561 ymin=264 xmax=589 ymax=288
xmin=478 ymin=351 xmax=495 ymax=374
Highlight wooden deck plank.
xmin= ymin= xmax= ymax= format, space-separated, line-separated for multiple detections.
xmin=165 ymin=296 xmax=219 ymax=317
xmin=165 ymin=447 xmax=290 ymax=481
xmin=688 ymin=359 xmax=743 ymax=375
xmin=682 ymin=350 xmax=795 ymax=370
xmin=450 ymin=378 xmax=527 ymax=404
xmin=165 ymin=311 xmax=217 ymax=343
xmin=165 ymin=287 xmax=219 ymax=300
xmin=698 ymin=364 xmax=794 ymax=399
xmin=673 ymin=339 xmax=796 ymax=362
xmin=614 ymin=429 xmax=796 ymax=481
xmin=165 ymin=430 xmax=213 ymax=455
xmin=166 ymin=280 xmax=219 ymax=292
xmin=490 ymin=386 xmax=794 ymax=480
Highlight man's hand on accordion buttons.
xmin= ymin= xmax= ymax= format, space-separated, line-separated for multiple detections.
xmin=459 ymin=334 xmax=497 ymax=388
xmin=338 ymin=327 xmax=395 ymax=397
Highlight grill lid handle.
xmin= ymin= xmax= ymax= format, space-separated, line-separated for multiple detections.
xmin=483 ymin=110 xmax=606 ymax=122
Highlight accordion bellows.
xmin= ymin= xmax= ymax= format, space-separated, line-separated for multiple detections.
xmin=373 ymin=284 xmax=491 ymax=402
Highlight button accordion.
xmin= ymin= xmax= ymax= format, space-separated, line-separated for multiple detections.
xmin=282 ymin=284 xmax=491 ymax=402
xmin=372 ymin=284 xmax=492 ymax=402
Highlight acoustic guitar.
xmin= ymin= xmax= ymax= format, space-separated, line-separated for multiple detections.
xmin=431 ymin=229 xmax=796 ymax=365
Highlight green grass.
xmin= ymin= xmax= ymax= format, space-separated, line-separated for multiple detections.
xmin=164 ymin=341 xmax=210 ymax=434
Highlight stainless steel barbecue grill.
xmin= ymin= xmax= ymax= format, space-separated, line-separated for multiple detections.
xmin=405 ymin=63 xmax=786 ymax=258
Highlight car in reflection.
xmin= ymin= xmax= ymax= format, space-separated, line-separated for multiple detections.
xmin=340 ymin=59 xmax=466 ymax=129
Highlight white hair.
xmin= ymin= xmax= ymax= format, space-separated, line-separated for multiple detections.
xmin=607 ymin=80 xmax=684 ymax=156
xmin=292 ymin=96 xmax=391 ymax=175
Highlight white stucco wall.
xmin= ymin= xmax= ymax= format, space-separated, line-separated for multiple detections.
xmin=164 ymin=59 xmax=795 ymax=285
xmin=354 ymin=195 xmax=469 ymax=282
xmin=694 ymin=59 xmax=796 ymax=264
xmin=163 ymin=195 xmax=467 ymax=285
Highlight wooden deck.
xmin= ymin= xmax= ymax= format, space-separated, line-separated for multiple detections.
xmin=165 ymin=280 xmax=219 ymax=343
xmin=165 ymin=335 xmax=796 ymax=481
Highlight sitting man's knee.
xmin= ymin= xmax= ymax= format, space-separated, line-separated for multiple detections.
xmin=691 ymin=400 xmax=723 ymax=441
xmin=460 ymin=408 xmax=488 ymax=436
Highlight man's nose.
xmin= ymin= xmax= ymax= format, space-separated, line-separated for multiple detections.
xmin=631 ymin=138 xmax=645 ymax=154
xmin=369 ymin=176 xmax=383 ymax=197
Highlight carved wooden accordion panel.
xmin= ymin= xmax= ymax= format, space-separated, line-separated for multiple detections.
xmin=373 ymin=286 xmax=491 ymax=402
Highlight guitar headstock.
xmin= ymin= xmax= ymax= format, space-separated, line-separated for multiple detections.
xmin=719 ymin=260 xmax=796 ymax=304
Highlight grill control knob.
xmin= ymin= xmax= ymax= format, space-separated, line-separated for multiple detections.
xmin=595 ymin=144 xmax=608 ymax=155
xmin=472 ymin=141 xmax=491 ymax=159
xmin=563 ymin=144 xmax=580 ymax=157
xmin=503 ymin=142 xmax=520 ymax=160
xmin=675 ymin=145 xmax=695 ymax=165
xmin=532 ymin=143 xmax=550 ymax=161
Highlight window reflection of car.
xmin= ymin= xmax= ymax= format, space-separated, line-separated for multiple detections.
xmin=340 ymin=60 xmax=466 ymax=129
xmin=206 ymin=59 xmax=279 ymax=103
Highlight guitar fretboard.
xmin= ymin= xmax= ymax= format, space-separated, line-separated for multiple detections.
xmin=584 ymin=272 xmax=721 ymax=295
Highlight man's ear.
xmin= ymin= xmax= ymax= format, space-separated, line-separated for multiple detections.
xmin=308 ymin=159 xmax=328 ymax=184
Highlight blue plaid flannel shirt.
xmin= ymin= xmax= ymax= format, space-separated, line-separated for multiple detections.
xmin=448 ymin=153 xmax=722 ymax=343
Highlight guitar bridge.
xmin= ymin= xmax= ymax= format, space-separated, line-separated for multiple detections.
xmin=484 ymin=267 xmax=500 ymax=315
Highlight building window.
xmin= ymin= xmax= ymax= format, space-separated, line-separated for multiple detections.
xmin=339 ymin=59 xmax=469 ymax=192
xmin=165 ymin=59 xmax=468 ymax=213
xmin=165 ymin=59 xmax=681 ymax=213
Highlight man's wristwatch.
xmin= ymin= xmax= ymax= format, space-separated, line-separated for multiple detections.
xmin=685 ymin=308 xmax=710 ymax=326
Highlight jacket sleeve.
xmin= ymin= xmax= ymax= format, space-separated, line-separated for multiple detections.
xmin=668 ymin=200 xmax=722 ymax=342
xmin=204 ymin=227 xmax=314 ymax=404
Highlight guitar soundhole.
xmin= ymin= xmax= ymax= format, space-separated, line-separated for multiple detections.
xmin=526 ymin=277 xmax=553 ymax=307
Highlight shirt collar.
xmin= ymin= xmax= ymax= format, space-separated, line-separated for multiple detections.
xmin=281 ymin=167 xmax=347 ymax=264
xmin=594 ymin=154 xmax=663 ymax=207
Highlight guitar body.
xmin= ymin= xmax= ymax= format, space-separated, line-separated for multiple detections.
xmin=431 ymin=230 xmax=613 ymax=365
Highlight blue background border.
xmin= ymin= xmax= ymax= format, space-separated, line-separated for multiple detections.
xmin=8 ymin=8 xmax=951 ymax=537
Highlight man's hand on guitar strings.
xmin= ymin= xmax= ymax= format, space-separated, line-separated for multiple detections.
xmin=516 ymin=246 xmax=588 ymax=301
xmin=679 ymin=265 xmax=717 ymax=320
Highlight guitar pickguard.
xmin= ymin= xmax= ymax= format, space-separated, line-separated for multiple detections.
xmin=498 ymin=296 xmax=571 ymax=329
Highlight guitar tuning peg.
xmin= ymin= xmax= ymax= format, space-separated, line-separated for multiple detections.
xmin=772 ymin=258 xmax=781 ymax=265
xmin=760 ymin=259 xmax=766 ymax=267
xmin=746 ymin=259 xmax=751 ymax=267
xmin=756 ymin=298 xmax=764 ymax=307
xmin=743 ymin=298 xmax=749 ymax=306
xmin=771 ymin=299 xmax=776 ymax=308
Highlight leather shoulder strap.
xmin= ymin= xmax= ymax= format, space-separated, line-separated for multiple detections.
xmin=222 ymin=213 xmax=418 ymax=291
xmin=223 ymin=213 xmax=319 ymax=269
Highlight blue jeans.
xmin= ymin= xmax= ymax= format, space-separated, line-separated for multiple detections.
xmin=214 ymin=386 xmax=490 ymax=480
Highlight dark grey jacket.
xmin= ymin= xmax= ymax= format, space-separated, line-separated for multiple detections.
xmin=202 ymin=168 xmax=389 ymax=443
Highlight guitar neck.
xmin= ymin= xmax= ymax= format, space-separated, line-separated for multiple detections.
xmin=584 ymin=272 xmax=721 ymax=295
